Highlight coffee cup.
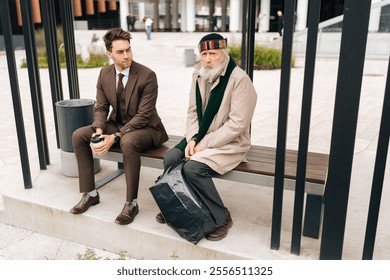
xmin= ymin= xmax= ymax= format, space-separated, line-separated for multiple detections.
xmin=90 ymin=135 xmax=104 ymax=148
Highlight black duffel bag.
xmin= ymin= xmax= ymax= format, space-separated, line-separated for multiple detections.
xmin=149 ymin=160 xmax=217 ymax=244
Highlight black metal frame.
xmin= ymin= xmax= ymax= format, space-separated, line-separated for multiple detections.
xmin=271 ymin=0 xmax=297 ymax=251
xmin=20 ymin=0 xmax=50 ymax=169
xmin=320 ymin=0 xmax=372 ymax=259
xmin=246 ymin=0 xmax=256 ymax=81
xmin=241 ymin=0 xmax=256 ymax=80
xmin=240 ymin=0 xmax=248 ymax=71
xmin=41 ymin=0 xmax=64 ymax=148
xmin=59 ymin=0 xmax=80 ymax=99
xmin=0 ymin=0 xmax=32 ymax=189
xmin=291 ymin=0 xmax=322 ymax=255
xmin=362 ymin=57 xmax=390 ymax=260
xmin=3 ymin=0 xmax=388 ymax=260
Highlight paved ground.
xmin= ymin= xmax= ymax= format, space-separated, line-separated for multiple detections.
xmin=0 ymin=31 xmax=389 ymax=260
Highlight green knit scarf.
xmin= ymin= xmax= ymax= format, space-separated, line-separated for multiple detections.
xmin=176 ymin=57 xmax=236 ymax=150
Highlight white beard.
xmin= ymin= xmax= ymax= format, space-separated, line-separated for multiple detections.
xmin=199 ymin=59 xmax=227 ymax=82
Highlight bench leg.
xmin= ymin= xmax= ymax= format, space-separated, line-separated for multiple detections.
xmin=95 ymin=162 xmax=124 ymax=189
xmin=303 ymin=194 xmax=323 ymax=239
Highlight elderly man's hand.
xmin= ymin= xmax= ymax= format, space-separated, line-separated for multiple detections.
xmin=184 ymin=139 xmax=204 ymax=159
xmin=185 ymin=140 xmax=196 ymax=159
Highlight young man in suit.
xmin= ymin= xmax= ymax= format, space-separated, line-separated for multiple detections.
xmin=70 ymin=28 xmax=168 ymax=225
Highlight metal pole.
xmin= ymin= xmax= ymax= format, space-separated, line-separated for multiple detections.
xmin=362 ymin=57 xmax=390 ymax=260
xmin=291 ymin=0 xmax=321 ymax=255
xmin=221 ymin=0 xmax=227 ymax=32
xmin=320 ymin=0 xmax=372 ymax=260
xmin=246 ymin=0 xmax=257 ymax=81
xmin=0 ymin=0 xmax=33 ymax=189
xmin=208 ymin=0 xmax=215 ymax=32
xmin=20 ymin=0 xmax=50 ymax=168
xmin=41 ymin=0 xmax=64 ymax=149
xmin=240 ymin=0 xmax=248 ymax=71
xmin=271 ymin=0 xmax=296 ymax=250
xmin=59 ymin=0 xmax=80 ymax=99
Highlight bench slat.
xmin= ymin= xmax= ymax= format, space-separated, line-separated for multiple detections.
xmin=101 ymin=135 xmax=328 ymax=185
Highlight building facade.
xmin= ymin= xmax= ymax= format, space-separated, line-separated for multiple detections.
xmin=1 ymin=0 xmax=389 ymax=37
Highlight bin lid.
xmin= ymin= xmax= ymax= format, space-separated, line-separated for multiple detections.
xmin=55 ymin=99 xmax=95 ymax=107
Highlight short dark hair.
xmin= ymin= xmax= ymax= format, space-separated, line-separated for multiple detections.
xmin=103 ymin=28 xmax=132 ymax=52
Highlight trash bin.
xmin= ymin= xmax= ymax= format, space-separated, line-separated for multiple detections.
xmin=55 ymin=99 xmax=101 ymax=177
xmin=184 ymin=48 xmax=196 ymax=67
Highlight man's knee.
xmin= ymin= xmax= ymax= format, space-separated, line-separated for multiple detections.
xmin=120 ymin=137 xmax=139 ymax=155
xmin=182 ymin=160 xmax=208 ymax=181
xmin=183 ymin=160 xmax=216 ymax=182
xmin=72 ymin=126 xmax=92 ymax=146
xmin=163 ymin=148 xmax=183 ymax=169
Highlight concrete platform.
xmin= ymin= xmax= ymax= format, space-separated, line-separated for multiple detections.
xmin=0 ymin=153 xmax=320 ymax=260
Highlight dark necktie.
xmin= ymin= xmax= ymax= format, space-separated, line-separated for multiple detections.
xmin=117 ymin=73 xmax=124 ymax=95
xmin=116 ymin=73 xmax=125 ymax=124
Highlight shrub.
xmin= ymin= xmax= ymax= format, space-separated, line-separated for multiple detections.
xmin=77 ymin=52 xmax=109 ymax=68
xmin=229 ymin=45 xmax=295 ymax=70
xmin=21 ymin=27 xmax=108 ymax=69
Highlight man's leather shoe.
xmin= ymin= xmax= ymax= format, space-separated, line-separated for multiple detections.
xmin=206 ymin=212 xmax=233 ymax=241
xmin=70 ymin=192 xmax=100 ymax=214
xmin=115 ymin=202 xmax=139 ymax=225
xmin=156 ymin=212 xmax=166 ymax=224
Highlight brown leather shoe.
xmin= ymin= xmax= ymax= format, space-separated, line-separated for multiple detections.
xmin=156 ymin=212 xmax=166 ymax=224
xmin=115 ymin=202 xmax=139 ymax=225
xmin=70 ymin=192 xmax=100 ymax=214
xmin=206 ymin=212 xmax=233 ymax=241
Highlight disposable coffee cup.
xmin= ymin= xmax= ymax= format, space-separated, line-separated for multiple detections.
xmin=90 ymin=135 xmax=104 ymax=148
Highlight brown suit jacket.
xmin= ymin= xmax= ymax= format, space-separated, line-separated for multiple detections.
xmin=92 ymin=61 xmax=168 ymax=147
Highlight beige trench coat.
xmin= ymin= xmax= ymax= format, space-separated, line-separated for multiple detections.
xmin=185 ymin=57 xmax=257 ymax=174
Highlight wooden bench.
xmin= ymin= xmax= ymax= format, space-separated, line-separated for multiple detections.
xmin=94 ymin=135 xmax=328 ymax=239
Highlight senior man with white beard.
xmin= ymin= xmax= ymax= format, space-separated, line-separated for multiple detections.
xmin=155 ymin=33 xmax=257 ymax=241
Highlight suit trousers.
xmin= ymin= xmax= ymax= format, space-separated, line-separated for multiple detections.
xmin=72 ymin=123 xmax=154 ymax=202
xmin=163 ymin=148 xmax=229 ymax=227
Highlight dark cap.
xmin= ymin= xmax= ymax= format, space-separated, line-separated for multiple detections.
xmin=198 ymin=33 xmax=227 ymax=52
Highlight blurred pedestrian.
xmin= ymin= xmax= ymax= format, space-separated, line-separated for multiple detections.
xmin=277 ymin=10 xmax=284 ymax=36
xmin=144 ymin=16 xmax=153 ymax=40
xmin=212 ymin=12 xmax=219 ymax=31
xmin=127 ymin=13 xmax=135 ymax=31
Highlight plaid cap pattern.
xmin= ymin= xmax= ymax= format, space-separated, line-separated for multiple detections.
xmin=198 ymin=38 xmax=227 ymax=52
